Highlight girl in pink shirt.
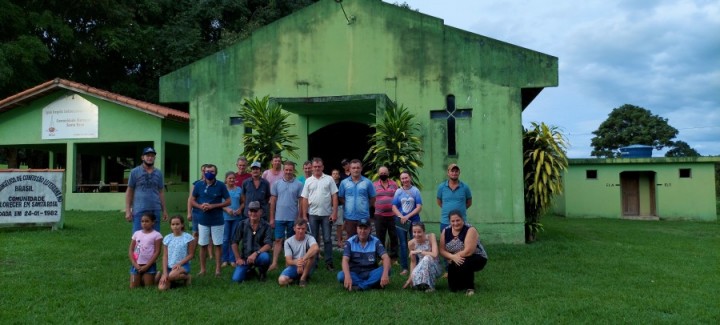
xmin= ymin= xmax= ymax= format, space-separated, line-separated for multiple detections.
xmin=128 ymin=213 xmax=162 ymax=288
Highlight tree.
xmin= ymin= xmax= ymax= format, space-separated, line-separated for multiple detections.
xmin=0 ymin=0 xmax=318 ymax=103
xmin=364 ymin=103 xmax=424 ymax=187
xmin=523 ymin=122 xmax=568 ymax=242
xmin=665 ymin=140 xmax=700 ymax=157
xmin=591 ymin=104 xmax=678 ymax=158
xmin=238 ymin=96 xmax=299 ymax=168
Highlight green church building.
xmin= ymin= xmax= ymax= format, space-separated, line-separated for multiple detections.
xmin=160 ymin=0 xmax=558 ymax=243
xmin=554 ymin=157 xmax=719 ymax=221
xmin=0 ymin=79 xmax=190 ymax=212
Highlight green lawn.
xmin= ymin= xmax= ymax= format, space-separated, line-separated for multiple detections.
xmin=1 ymin=212 xmax=718 ymax=323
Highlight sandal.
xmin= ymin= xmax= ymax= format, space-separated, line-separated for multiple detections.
xmin=400 ymin=269 xmax=409 ymax=276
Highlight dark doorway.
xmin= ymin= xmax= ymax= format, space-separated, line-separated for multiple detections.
xmin=308 ymin=122 xmax=374 ymax=174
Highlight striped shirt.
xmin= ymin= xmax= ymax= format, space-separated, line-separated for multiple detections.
xmin=373 ymin=179 xmax=398 ymax=218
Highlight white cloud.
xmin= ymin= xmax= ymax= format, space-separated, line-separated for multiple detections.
xmin=392 ymin=0 xmax=720 ymax=156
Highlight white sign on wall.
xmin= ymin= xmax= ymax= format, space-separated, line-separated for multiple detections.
xmin=0 ymin=170 xmax=64 ymax=229
xmin=42 ymin=94 xmax=99 ymax=139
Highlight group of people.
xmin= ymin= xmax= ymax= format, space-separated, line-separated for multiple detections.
xmin=124 ymin=147 xmax=488 ymax=295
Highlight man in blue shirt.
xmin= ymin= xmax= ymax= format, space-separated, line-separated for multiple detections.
xmin=338 ymin=159 xmax=376 ymax=238
xmin=436 ymin=163 xmax=472 ymax=232
xmin=191 ymin=164 xmax=231 ymax=276
xmin=337 ymin=218 xmax=391 ymax=291
xmin=269 ymin=160 xmax=304 ymax=271
xmin=125 ymin=146 xmax=168 ymax=232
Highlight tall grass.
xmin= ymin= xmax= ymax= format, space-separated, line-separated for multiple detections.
xmin=1 ymin=212 xmax=718 ymax=323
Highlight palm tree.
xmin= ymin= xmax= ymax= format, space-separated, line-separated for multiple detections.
xmin=238 ymin=96 xmax=299 ymax=167
xmin=364 ymin=103 xmax=424 ymax=187
xmin=523 ymin=122 xmax=569 ymax=242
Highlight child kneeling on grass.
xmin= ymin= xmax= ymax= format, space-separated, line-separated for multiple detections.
xmin=129 ymin=213 xmax=163 ymax=288
xmin=159 ymin=215 xmax=196 ymax=290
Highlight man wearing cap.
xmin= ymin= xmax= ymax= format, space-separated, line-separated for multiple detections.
xmin=337 ymin=218 xmax=391 ymax=291
xmin=338 ymin=159 xmax=376 ymax=238
xmin=241 ymin=161 xmax=271 ymax=220
xmin=125 ymin=146 xmax=168 ymax=232
xmin=268 ymin=160 xmax=304 ymax=271
xmin=301 ymin=157 xmax=338 ymax=271
xmin=339 ymin=158 xmax=351 ymax=181
xmin=190 ymin=164 xmax=231 ymax=276
xmin=232 ymin=201 xmax=272 ymax=282
xmin=436 ymin=163 xmax=472 ymax=231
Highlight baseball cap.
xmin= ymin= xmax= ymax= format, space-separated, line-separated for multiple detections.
xmin=247 ymin=201 xmax=261 ymax=210
xmin=250 ymin=161 xmax=262 ymax=169
xmin=142 ymin=147 xmax=156 ymax=155
xmin=447 ymin=163 xmax=460 ymax=171
xmin=358 ymin=218 xmax=371 ymax=227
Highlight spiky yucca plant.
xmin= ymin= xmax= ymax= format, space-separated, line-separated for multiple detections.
xmin=238 ymin=96 xmax=299 ymax=167
xmin=523 ymin=122 xmax=569 ymax=242
xmin=364 ymin=104 xmax=424 ymax=188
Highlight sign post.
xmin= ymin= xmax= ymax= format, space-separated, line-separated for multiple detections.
xmin=0 ymin=169 xmax=65 ymax=230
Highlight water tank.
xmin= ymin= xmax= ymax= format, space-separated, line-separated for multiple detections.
xmin=619 ymin=145 xmax=653 ymax=158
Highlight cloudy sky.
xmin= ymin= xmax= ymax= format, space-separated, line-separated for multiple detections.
xmin=384 ymin=0 xmax=720 ymax=157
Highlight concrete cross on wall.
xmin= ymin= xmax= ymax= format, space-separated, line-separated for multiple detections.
xmin=430 ymin=94 xmax=472 ymax=156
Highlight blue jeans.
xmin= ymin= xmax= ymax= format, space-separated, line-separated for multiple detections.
xmin=274 ymin=220 xmax=295 ymax=239
xmin=132 ymin=209 xmax=162 ymax=233
xmin=281 ymin=265 xmax=315 ymax=280
xmin=232 ymin=252 xmax=271 ymax=283
xmin=336 ymin=266 xmax=389 ymax=290
xmin=310 ymin=214 xmax=333 ymax=266
xmin=222 ymin=219 xmax=240 ymax=263
xmin=395 ymin=216 xmax=410 ymax=270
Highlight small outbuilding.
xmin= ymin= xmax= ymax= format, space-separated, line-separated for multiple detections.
xmin=554 ymin=157 xmax=719 ymax=221
xmin=0 ymin=79 xmax=190 ymax=211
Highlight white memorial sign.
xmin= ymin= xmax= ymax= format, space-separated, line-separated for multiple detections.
xmin=42 ymin=94 xmax=99 ymax=139
xmin=0 ymin=170 xmax=64 ymax=229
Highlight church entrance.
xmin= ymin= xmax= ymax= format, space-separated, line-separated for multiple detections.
xmin=273 ymin=94 xmax=392 ymax=175
xmin=308 ymin=122 xmax=374 ymax=174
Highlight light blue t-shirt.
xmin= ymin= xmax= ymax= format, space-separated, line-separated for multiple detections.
xmin=224 ymin=186 xmax=242 ymax=221
xmin=436 ymin=180 xmax=472 ymax=224
xmin=392 ymin=186 xmax=423 ymax=223
xmin=271 ymin=177 xmax=304 ymax=222
xmin=163 ymin=232 xmax=194 ymax=268
xmin=338 ymin=176 xmax=376 ymax=221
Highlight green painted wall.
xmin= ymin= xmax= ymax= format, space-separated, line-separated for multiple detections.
xmin=0 ymin=90 xmax=189 ymax=212
xmin=554 ymin=157 xmax=719 ymax=221
xmin=160 ymin=0 xmax=558 ymax=243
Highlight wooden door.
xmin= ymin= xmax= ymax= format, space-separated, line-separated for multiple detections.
xmin=621 ymin=172 xmax=639 ymax=216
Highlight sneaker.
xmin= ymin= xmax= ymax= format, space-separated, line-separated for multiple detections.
xmin=414 ymin=283 xmax=429 ymax=291
xmin=258 ymin=272 xmax=267 ymax=282
xmin=299 ymin=280 xmax=307 ymax=288
xmin=326 ymin=263 xmax=335 ymax=272
xmin=425 ymin=287 xmax=435 ymax=293
xmin=465 ymin=289 xmax=475 ymax=296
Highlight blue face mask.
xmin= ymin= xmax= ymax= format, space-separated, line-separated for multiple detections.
xmin=204 ymin=172 xmax=216 ymax=181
